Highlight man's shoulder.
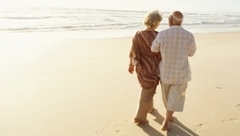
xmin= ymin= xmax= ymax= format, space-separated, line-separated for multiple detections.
xmin=158 ymin=29 xmax=168 ymax=36
xmin=181 ymin=28 xmax=193 ymax=34
xmin=179 ymin=28 xmax=194 ymax=38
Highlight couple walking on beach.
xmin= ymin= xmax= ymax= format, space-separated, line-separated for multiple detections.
xmin=128 ymin=10 xmax=197 ymax=131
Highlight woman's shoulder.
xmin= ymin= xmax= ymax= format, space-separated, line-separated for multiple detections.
xmin=133 ymin=30 xmax=143 ymax=38
xmin=135 ymin=29 xmax=158 ymax=35
xmin=135 ymin=30 xmax=144 ymax=34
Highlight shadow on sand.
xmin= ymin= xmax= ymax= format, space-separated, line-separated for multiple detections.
xmin=137 ymin=123 xmax=164 ymax=136
xmin=138 ymin=109 xmax=199 ymax=136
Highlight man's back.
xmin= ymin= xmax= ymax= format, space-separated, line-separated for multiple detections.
xmin=151 ymin=26 xmax=196 ymax=84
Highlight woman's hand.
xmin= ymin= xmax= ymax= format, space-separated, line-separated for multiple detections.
xmin=128 ymin=64 xmax=134 ymax=74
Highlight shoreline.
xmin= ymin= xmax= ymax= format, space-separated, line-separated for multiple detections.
xmin=1 ymin=28 xmax=240 ymax=40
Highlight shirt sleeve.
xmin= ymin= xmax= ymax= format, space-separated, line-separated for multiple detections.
xmin=151 ymin=32 xmax=161 ymax=52
xmin=188 ymin=35 xmax=197 ymax=57
xmin=129 ymin=32 xmax=140 ymax=65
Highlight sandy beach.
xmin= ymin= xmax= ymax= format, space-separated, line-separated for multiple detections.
xmin=0 ymin=31 xmax=240 ymax=136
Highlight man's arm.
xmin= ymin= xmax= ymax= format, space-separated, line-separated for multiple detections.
xmin=151 ymin=32 xmax=161 ymax=53
xmin=188 ymin=36 xmax=196 ymax=57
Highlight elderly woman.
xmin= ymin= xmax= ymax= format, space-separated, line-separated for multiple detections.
xmin=128 ymin=10 xmax=163 ymax=124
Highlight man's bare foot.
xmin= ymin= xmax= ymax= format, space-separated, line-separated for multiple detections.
xmin=161 ymin=125 xmax=171 ymax=131
xmin=161 ymin=119 xmax=171 ymax=131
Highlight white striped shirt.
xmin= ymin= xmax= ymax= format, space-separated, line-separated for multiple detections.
xmin=151 ymin=26 xmax=196 ymax=84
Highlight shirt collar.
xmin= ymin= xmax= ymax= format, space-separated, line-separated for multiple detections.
xmin=170 ymin=25 xmax=183 ymax=28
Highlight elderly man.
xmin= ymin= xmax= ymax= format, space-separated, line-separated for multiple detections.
xmin=151 ymin=11 xmax=196 ymax=131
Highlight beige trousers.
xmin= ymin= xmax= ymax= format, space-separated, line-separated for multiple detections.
xmin=134 ymin=87 xmax=156 ymax=123
xmin=161 ymin=82 xmax=188 ymax=112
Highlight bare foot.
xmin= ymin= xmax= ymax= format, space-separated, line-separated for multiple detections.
xmin=134 ymin=118 xmax=148 ymax=124
xmin=161 ymin=119 xmax=171 ymax=131
xmin=161 ymin=125 xmax=171 ymax=131
xmin=148 ymin=108 xmax=155 ymax=114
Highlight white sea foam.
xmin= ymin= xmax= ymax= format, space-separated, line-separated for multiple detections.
xmin=0 ymin=7 xmax=240 ymax=38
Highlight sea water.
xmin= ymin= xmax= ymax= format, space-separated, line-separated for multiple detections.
xmin=0 ymin=7 xmax=240 ymax=39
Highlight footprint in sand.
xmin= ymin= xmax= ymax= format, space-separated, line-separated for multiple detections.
xmin=115 ymin=124 xmax=123 ymax=134
xmin=115 ymin=120 xmax=128 ymax=134
xmin=221 ymin=118 xmax=239 ymax=123
xmin=236 ymin=104 xmax=240 ymax=110
xmin=193 ymin=123 xmax=205 ymax=132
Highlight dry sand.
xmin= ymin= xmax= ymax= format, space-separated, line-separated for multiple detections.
xmin=0 ymin=32 xmax=240 ymax=136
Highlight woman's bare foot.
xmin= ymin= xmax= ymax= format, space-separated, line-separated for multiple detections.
xmin=148 ymin=108 xmax=155 ymax=114
xmin=134 ymin=118 xmax=148 ymax=124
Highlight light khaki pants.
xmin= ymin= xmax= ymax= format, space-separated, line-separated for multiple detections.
xmin=135 ymin=87 xmax=156 ymax=122
xmin=161 ymin=82 xmax=188 ymax=112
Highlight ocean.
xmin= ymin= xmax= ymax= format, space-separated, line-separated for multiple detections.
xmin=1 ymin=7 xmax=240 ymax=38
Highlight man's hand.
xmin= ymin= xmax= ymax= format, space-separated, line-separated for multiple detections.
xmin=128 ymin=64 xmax=134 ymax=74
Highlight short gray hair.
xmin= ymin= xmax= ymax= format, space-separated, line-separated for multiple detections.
xmin=169 ymin=11 xmax=183 ymax=24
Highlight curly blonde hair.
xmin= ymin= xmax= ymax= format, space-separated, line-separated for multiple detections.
xmin=144 ymin=10 xmax=163 ymax=28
